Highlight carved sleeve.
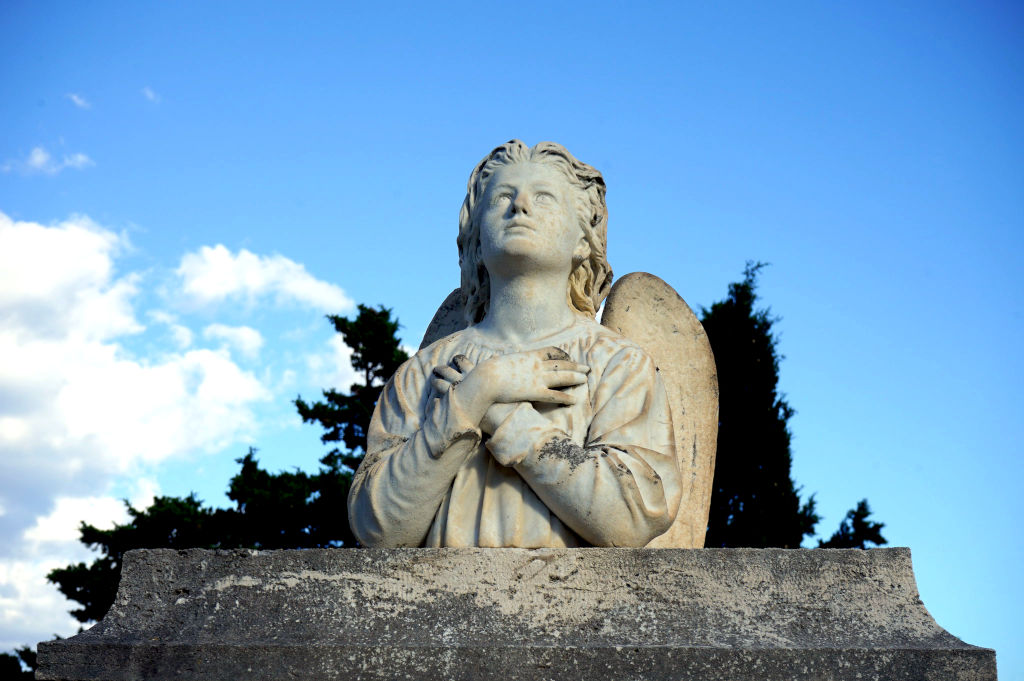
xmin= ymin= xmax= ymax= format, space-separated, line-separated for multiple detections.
xmin=347 ymin=358 xmax=482 ymax=548
xmin=485 ymin=345 xmax=681 ymax=547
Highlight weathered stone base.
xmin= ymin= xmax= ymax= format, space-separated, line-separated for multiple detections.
xmin=37 ymin=548 xmax=996 ymax=680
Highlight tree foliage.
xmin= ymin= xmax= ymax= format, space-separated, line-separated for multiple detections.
xmin=702 ymin=263 xmax=886 ymax=549
xmin=818 ymin=499 xmax=887 ymax=549
xmin=295 ymin=304 xmax=408 ymax=470
xmin=0 ymin=646 xmax=36 ymax=678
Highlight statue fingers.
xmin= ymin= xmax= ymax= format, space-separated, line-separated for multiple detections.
xmin=542 ymin=360 xmax=590 ymax=374
xmin=543 ymin=370 xmax=590 ymax=388
xmin=538 ymin=346 xmax=571 ymax=362
xmin=532 ymin=389 xmax=576 ymax=406
xmin=432 ymin=365 xmax=463 ymax=385
xmin=430 ymin=376 xmax=453 ymax=395
xmin=451 ymin=354 xmax=476 ymax=374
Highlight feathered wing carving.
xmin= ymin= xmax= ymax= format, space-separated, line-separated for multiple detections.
xmin=419 ymin=275 xmax=718 ymax=548
xmin=419 ymin=288 xmax=466 ymax=349
xmin=601 ymin=272 xmax=718 ymax=548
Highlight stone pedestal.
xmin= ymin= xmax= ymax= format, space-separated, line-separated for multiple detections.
xmin=37 ymin=547 xmax=996 ymax=680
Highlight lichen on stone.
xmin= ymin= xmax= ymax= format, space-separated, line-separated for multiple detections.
xmin=537 ymin=437 xmax=596 ymax=472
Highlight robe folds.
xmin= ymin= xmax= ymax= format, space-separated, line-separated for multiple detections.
xmin=348 ymin=317 xmax=681 ymax=548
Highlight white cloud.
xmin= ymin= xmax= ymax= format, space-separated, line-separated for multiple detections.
xmin=26 ymin=147 xmax=51 ymax=171
xmin=52 ymin=347 xmax=270 ymax=468
xmin=0 ymin=558 xmax=83 ymax=651
xmin=149 ymin=311 xmax=194 ymax=349
xmin=0 ymin=210 xmax=363 ymax=651
xmin=0 ymin=209 xmax=271 ymax=526
xmin=66 ymin=93 xmax=90 ymax=109
xmin=1 ymin=483 xmax=155 ymax=649
xmin=306 ymin=334 xmax=359 ymax=392
xmin=177 ymin=244 xmax=353 ymax=312
xmin=0 ymin=212 xmax=138 ymax=341
xmin=141 ymin=86 xmax=160 ymax=103
xmin=3 ymin=146 xmax=95 ymax=175
xmin=204 ymin=323 xmax=264 ymax=359
xmin=0 ymin=417 xmax=29 ymax=443
xmin=170 ymin=324 xmax=194 ymax=348
xmin=148 ymin=310 xmax=174 ymax=325
xmin=63 ymin=153 xmax=93 ymax=170
xmin=23 ymin=496 xmax=128 ymax=547
xmin=130 ymin=478 xmax=160 ymax=510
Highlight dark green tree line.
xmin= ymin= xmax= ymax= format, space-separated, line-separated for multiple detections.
xmin=0 ymin=646 xmax=35 ymax=679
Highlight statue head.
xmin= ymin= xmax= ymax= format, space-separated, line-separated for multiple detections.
xmin=457 ymin=140 xmax=613 ymax=325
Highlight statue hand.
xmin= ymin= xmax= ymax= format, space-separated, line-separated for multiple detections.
xmin=468 ymin=346 xmax=590 ymax=406
xmin=431 ymin=348 xmax=589 ymax=434
xmin=431 ymin=356 xmax=516 ymax=434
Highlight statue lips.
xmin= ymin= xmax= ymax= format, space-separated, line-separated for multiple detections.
xmin=504 ymin=220 xmax=535 ymax=234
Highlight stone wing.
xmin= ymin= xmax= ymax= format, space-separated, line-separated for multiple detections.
xmin=601 ymin=272 xmax=719 ymax=548
xmin=419 ymin=288 xmax=467 ymax=349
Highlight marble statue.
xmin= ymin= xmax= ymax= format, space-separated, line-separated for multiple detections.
xmin=37 ymin=144 xmax=992 ymax=681
xmin=348 ymin=140 xmax=717 ymax=548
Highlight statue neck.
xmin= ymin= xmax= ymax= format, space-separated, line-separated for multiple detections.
xmin=476 ymin=269 xmax=577 ymax=346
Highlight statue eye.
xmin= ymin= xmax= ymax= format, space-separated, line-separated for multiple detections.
xmin=493 ymin=192 xmax=512 ymax=206
xmin=535 ymin=192 xmax=556 ymax=204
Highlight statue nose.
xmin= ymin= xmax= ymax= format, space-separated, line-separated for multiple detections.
xmin=512 ymin=193 xmax=530 ymax=214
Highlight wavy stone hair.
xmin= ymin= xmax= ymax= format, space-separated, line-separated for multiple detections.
xmin=457 ymin=140 xmax=613 ymax=325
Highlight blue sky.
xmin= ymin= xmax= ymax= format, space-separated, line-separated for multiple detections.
xmin=1 ymin=0 xmax=1021 ymax=674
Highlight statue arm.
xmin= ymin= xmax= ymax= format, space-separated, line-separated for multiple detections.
xmin=486 ymin=346 xmax=681 ymax=547
xmin=348 ymin=358 xmax=482 ymax=547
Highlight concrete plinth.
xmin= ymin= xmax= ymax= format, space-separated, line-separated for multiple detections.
xmin=37 ymin=547 xmax=996 ymax=680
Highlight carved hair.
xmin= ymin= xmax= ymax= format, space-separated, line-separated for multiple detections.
xmin=457 ymin=140 xmax=613 ymax=325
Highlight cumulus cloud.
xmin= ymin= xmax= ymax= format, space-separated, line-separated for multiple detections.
xmin=306 ymin=334 xmax=359 ymax=392
xmin=1 ymin=494 xmax=130 ymax=649
xmin=0 ymin=475 xmax=163 ymax=650
xmin=66 ymin=93 xmax=90 ymax=109
xmin=204 ymin=324 xmax=264 ymax=359
xmin=0 ymin=209 xmax=271 ymax=534
xmin=2 ymin=146 xmax=95 ymax=175
xmin=0 ymin=210 xmax=283 ymax=650
xmin=0 ymin=210 xmax=364 ymax=650
xmin=177 ymin=244 xmax=353 ymax=312
xmin=171 ymin=325 xmax=194 ymax=348
xmin=0 ymin=558 xmax=83 ymax=651
xmin=23 ymin=496 xmax=128 ymax=547
xmin=149 ymin=310 xmax=194 ymax=349
xmin=141 ymin=86 xmax=160 ymax=103
xmin=0 ymin=212 xmax=138 ymax=341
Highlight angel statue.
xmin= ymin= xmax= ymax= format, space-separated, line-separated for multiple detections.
xmin=348 ymin=140 xmax=717 ymax=548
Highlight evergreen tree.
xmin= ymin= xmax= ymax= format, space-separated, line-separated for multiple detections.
xmin=701 ymin=263 xmax=820 ymax=548
xmin=0 ymin=646 xmax=35 ymax=679
xmin=818 ymin=499 xmax=887 ymax=549
xmin=295 ymin=304 xmax=408 ymax=471
xmin=701 ymin=263 xmax=886 ymax=549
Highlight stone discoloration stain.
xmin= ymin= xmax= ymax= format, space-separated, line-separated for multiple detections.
xmin=36 ymin=547 xmax=996 ymax=681
xmin=537 ymin=437 xmax=596 ymax=472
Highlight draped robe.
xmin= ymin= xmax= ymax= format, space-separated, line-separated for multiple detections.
xmin=348 ymin=317 xmax=681 ymax=548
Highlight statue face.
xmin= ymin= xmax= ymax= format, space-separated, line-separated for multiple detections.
xmin=477 ymin=161 xmax=585 ymax=276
